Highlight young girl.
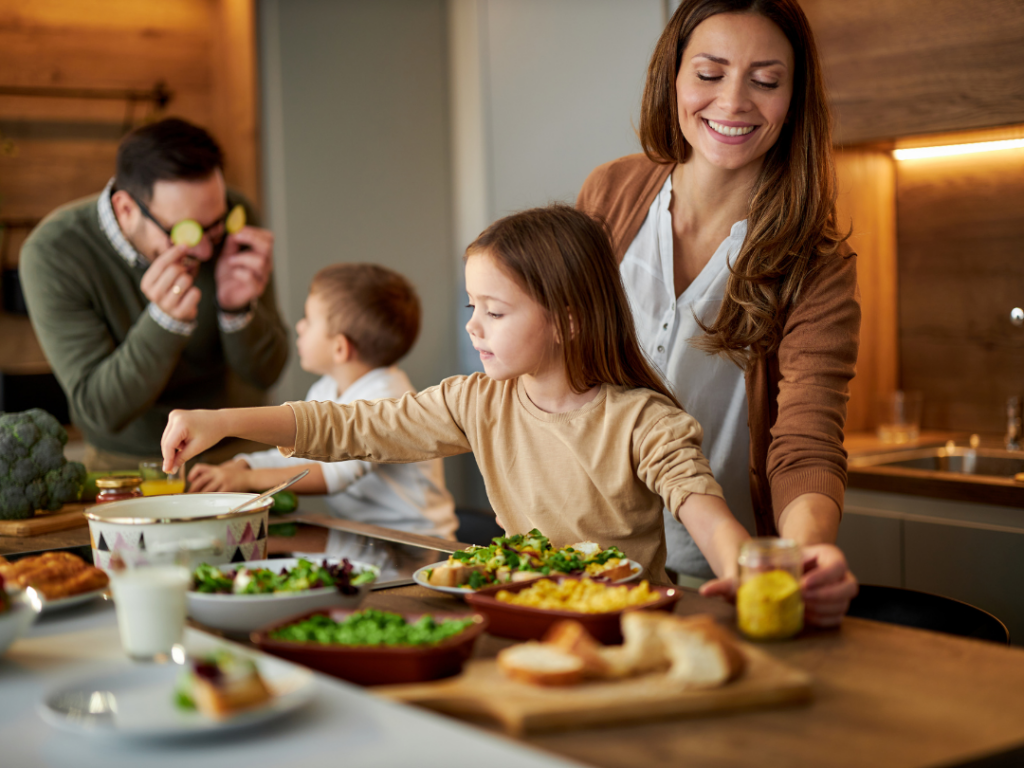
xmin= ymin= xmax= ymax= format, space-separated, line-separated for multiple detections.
xmin=161 ymin=205 xmax=751 ymax=583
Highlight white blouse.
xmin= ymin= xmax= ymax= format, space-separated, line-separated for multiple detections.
xmin=620 ymin=174 xmax=755 ymax=579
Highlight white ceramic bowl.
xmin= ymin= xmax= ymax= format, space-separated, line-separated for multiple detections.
xmin=85 ymin=493 xmax=274 ymax=572
xmin=0 ymin=592 xmax=41 ymax=655
xmin=186 ymin=557 xmax=376 ymax=634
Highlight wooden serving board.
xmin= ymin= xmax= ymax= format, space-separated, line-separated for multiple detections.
xmin=0 ymin=503 xmax=92 ymax=537
xmin=376 ymin=642 xmax=813 ymax=736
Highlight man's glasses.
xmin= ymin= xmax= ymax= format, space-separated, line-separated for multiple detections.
xmin=126 ymin=191 xmax=244 ymax=248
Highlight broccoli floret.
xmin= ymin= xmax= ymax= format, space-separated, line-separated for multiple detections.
xmin=26 ymin=408 xmax=68 ymax=445
xmin=45 ymin=462 xmax=86 ymax=507
xmin=11 ymin=456 xmax=38 ymax=486
xmin=0 ymin=486 xmax=32 ymax=520
xmin=30 ymin=434 xmax=65 ymax=474
xmin=0 ymin=429 xmax=27 ymax=461
xmin=25 ymin=477 xmax=49 ymax=511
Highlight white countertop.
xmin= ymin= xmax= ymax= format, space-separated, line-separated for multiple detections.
xmin=0 ymin=599 xmax=584 ymax=768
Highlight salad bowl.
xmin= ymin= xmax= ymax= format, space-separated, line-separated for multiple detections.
xmin=186 ymin=557 xmax=377 ymax=634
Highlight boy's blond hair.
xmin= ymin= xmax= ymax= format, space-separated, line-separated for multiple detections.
xmin=309 ymin=263 xmax=421 ymax=368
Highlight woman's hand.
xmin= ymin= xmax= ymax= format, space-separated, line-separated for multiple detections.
xmin=800 ymin=543 xmax=858 ymax=627
xmin=187 ymin=459 xmax=251 ymax=493
xmin=698 ymin=542 xmax=858 ymax=629
xmin=161 ymin=409 xmax=225 ymax=473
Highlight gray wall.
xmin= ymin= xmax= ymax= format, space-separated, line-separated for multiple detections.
xmin=259 ymin=0 xmax=667 ymax=506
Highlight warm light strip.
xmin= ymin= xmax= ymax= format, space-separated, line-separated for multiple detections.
xmin=893 ymin=138 xmax=1024 ymax=160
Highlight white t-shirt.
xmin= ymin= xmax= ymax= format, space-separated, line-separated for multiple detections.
xmin=619 ymin=175 xmax=755 ymax=579
xmin=236 ymin=367 xmax=457 ymax=540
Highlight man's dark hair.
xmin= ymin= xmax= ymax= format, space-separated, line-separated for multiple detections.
xmin=115 ymin=118 xmax=223 ymax=203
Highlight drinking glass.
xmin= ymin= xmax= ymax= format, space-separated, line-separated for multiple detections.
xmin=876 ymin=390 xmax=923 ymax=444
xmin=139 ymin=461 xmax=186 ymax=496
xmin=108 ymin=548 xmax=190 ymax=662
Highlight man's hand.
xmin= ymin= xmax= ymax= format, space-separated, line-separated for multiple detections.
xmin=699 ymin=543 xmax=858 ymax=629
xmin=188 ymin=459 xmax=251 ymax=493
xmin=215 ymin=226 xmax=273 ymax=312
xmin=140 ymin=244 xmax=202 ymax=322
xmin=162 ymin=409 xmax=225 ymax=473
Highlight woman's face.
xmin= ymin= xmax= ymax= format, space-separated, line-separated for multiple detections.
xmin=675 ymin=12 xmax=794 ymax=174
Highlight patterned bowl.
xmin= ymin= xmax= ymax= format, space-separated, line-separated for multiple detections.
xmin=85 ymin=493 xmax=274 ymax=572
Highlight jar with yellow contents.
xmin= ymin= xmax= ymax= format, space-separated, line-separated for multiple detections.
xmin=736 ymin=538 xmax=804 ymax=641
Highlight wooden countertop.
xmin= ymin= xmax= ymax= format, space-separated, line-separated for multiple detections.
xmin=363 ymin=585 xmax=1024 ymax=768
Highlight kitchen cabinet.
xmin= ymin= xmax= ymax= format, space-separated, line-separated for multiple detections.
xmin=839 ymin=488 xmax=1024 ymax=645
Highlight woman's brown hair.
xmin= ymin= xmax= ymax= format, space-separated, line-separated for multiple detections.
xmin=639 ymin=0 xmax=846 ymax=365
xmin=466 ymin=205 xmax=682 ymax=409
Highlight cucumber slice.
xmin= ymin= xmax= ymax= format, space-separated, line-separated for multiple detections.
xmin=170 ymin=219 xmax=203 ymax=247
xmin=225 ymin=204 xmax=246 ymax=234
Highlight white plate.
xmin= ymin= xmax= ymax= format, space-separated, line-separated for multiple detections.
xmin=40 ymin=587 xmax=109 ymax=614
xmin=412 ymin=558 xmax=643 ymax=596
xmin=186 ymin=557 xmax=376 ymax=634
xmin=37 ymin=636 xmax=316 ymax=739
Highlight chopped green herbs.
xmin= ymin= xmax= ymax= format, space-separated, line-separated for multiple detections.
xmin=269 ymin=609 xmax=475 ymax=647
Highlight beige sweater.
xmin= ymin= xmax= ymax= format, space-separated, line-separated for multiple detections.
xmin=284 ymin=373 xmax=724 ymax=582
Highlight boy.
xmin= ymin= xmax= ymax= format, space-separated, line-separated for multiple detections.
xmin=187 ymin=264 xmax=457 ymax=553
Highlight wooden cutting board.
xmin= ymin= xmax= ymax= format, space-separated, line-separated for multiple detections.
xmin=376 ymin=642 xmax=813 ymax=736
xmin=0 ymin=503 xmax=92 ymax=537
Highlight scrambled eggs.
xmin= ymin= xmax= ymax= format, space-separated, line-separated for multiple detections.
xmin=495 ymin=578 xmax=659 ymax=613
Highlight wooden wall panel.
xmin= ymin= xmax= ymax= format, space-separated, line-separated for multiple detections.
xmin=803 ymin=0 xmax=1024 ymax=146
xmin=834 ymin=148 xmax=899 ymax=433
xmin=897 ymin=146 xmax=1024 ymax=433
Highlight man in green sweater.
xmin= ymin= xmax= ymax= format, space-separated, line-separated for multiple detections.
xmin=19 ymin=118 xmax=288 ymax=470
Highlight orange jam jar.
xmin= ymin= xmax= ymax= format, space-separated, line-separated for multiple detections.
xmin=95 ymin=475 xmax=144 ymax=504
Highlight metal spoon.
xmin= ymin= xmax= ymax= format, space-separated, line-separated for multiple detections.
xmin=224 ymin=469 xmax=309 ymax=515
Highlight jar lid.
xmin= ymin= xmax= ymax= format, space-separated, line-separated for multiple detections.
xmin=95 ymin=475 xmax=143 ymax=489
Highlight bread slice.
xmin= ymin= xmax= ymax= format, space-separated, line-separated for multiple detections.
xmin=658 ymin=614 xmax=746 ymax=688
xmin=497 ymin=641 xmax=585 ymax=686
xmin=594 ymin=560 xmax=636 ymax=582
xmin=426 ymin=563 xmax=487 ymax=588
xmin=542 ymin=620 xmax=610 ymax=678
xmin=192 ymin=672 xmax=272 ymax=719
xmin=617 ymin=610 xmax=672 ymax=674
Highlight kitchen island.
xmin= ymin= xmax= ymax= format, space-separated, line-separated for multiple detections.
xmin=5 ymin=577 xmax=1024 ymax=768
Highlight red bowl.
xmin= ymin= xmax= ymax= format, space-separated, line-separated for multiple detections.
xmin=251 ymin=608 xmax=487 ymax=686
xmin=465 ymin=576 xmax=681 ymax=644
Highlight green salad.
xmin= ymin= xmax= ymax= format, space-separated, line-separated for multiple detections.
xmin=191 ymin=557 xmax=376 ymax=596
xmin=269 ymin=609 xmax=475 ymax=647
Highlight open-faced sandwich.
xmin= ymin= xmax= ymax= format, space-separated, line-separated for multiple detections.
xmin=424 ymin=529 xmax=637 ymax=590
xmin=191 ymin=557 xmax=376 ymax=596
xmin=176 ymin=649 xmax=272 ymax=719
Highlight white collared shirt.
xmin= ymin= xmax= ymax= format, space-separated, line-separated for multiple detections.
xmin=620 ymin=174 xmax=754 ymax=578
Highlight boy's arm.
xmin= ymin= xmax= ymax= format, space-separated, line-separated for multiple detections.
xmin=162 ymin=405 xmax=296 ymax=473
xmin=189 ymin=459 xmax=329 ymax=494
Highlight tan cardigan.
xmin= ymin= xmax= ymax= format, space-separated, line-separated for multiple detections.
xmin=577 ymin=154 xmax=860 ymax=535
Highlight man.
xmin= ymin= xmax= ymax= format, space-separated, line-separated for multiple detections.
xmin=19 ymin=118 xmax=288 ymax=470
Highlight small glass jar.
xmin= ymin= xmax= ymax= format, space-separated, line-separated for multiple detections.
xmin=95 ymin=475 xmax=144 ymax=504
xmin=736 ymin=538 xmax=804 ymax=641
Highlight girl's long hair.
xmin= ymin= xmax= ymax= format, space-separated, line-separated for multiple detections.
xmin=639 ymin=0 xmax=847 ymax=366
xmin=466 ymin=205 xmax=682 ymax=409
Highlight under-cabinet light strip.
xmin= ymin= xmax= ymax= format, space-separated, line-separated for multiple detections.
xmin=893 ymin=138 xmax=1024 ymax=160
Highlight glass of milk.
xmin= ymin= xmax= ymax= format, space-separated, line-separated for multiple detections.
xmin=108 ymin=548 xmax=191 ymax=662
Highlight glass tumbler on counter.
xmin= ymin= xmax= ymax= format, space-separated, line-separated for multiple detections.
xmin=876 ymin=390 xmax=923 ymax=444
xmin=736 ymin=538 xmax=804 ymax=641
xmin=139 ymin=461 xmax=186 ymax=496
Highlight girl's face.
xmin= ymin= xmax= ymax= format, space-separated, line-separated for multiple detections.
xmin=675 ymin=12 xmax=794 ymax=175
xmin=464 ymin=251 xmax=561 ymax=383
xmin=295 ymin=291 xmax=337 ymax=376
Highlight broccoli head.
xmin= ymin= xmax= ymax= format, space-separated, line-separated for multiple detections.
xmin=0 ymin=409 xmax=79 ymax=519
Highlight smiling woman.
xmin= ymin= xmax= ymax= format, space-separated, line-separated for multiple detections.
xmin=577 ymin=0 xmax=860 ymax=626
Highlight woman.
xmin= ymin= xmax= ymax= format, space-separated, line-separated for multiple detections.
xmin=577 ymin=0 xmax=858 ymax=626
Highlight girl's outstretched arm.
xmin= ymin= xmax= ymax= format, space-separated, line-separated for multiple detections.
xmin=674 ymin=493 xmax=750 ymax=579
xmin=161 ymin=405 xmax=297 ymax=473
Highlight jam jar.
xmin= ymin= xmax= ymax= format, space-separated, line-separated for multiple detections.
xmin=95 ymin=475 xmax=144 ymax=504
xmin=736 ymin=538 xmax=804 ymax=641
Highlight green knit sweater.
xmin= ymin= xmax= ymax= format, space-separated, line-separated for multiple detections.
xmin=18 ymin=192 xmax=289 ymax=457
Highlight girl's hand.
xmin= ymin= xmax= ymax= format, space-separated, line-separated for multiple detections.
xmin=162 ymin=409 xmax=224 ymax=473
xmin=698 ymin=543 xmax=858 ymax=628
xmin=800 ymin=543 xmax=859 ymax=627
xmin=187 ymin=459 xmax=250 ymax=493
